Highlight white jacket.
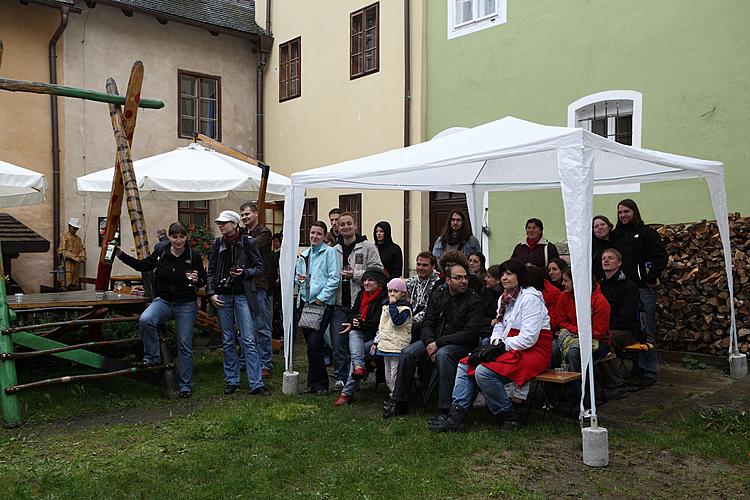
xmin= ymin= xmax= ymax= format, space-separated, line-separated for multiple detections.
xmin=490 ymin=287 xmax=550 ymax=351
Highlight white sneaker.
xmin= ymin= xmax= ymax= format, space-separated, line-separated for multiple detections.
xmin=334 ymin=380 xmax=345 ymax=391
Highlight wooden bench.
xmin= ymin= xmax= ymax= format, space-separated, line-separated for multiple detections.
xmin=619 ymin=342 xmax=654 ymax=371
xmin=524 ymin=369 xmax=581 ymax=423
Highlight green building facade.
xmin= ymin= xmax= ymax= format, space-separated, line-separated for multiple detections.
xmin=425 ymin=0 xmax=750 ymax=260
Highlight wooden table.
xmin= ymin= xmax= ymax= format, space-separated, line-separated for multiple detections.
xmin=7 ymin=289 xmax=148 ymax=310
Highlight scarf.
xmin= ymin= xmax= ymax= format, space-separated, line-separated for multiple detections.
xmin=444 ymin=231 xmax=463 ymax=247
xmin=360 ymin=288 xmax=380 ymax=320
xmin=223 ymin=231 xmax=240 ymax=243
xmin=496 ymin=286 xmax=521 ymax=320
xmin=526 ymin=237 xmax=539 ymax=250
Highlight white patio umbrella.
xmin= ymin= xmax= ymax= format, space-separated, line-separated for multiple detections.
xmin=0 ymin=160 xmax=47 ymax=208
xmin=76 ymin=143 xmax=290 ymax=200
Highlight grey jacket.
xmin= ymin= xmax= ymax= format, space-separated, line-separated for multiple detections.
xmin=334 ymin=239 xmax=383 ymax=305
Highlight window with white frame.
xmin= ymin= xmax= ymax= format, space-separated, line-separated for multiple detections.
xmin=568 ymin=90 xmax=643 ymax=194
xmin=448 ymin=0 xmax=506 ymax=39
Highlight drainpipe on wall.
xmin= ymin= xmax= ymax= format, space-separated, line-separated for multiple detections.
xmin=49 ymin=6 xmax=70 ymax=289
xmin=402 ymin=0 xmax=412 ymax=271
xmin=255 ymin=0 xmax=272 ymax=163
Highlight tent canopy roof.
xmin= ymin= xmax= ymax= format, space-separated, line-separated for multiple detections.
xmin=291 ymin=116 xmax=722 ymax=192
xmin=0 ymin=160 xmax=47 ymax=209
xmin=77 ymin=143 xmax=290 ymax=201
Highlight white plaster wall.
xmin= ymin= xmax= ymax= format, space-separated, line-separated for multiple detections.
xmin=63 ymin=5 xmax=258 ymax=279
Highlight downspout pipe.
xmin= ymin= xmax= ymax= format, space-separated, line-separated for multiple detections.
xmin=256 ymin=0 xmax=272 ymax=163
xmin=49 ymin=6 xmax=70 ymax=289
xmin=402 ymin=0 xmax=411 ymax=272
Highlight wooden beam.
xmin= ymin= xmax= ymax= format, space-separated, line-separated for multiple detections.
xmin=106 ymin=78 xmax=150 ymax=259
xmin=96 ymin=62 xmax=143 ymax=291
xmin=0 ymin=77 xmax=164 ymax=109
xmin=193 ymin=134 xmax=270 ymax=223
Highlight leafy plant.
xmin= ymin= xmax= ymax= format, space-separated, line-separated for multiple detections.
xmin=188 ymin=224 xmax=214 ymax=257
xmin=681 ymin=355 xmax=707 ymax=370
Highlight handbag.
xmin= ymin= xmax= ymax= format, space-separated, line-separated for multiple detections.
xmin=298 ymin=253 xmax=326 ymax=330
xmin=467 ymin=342 xmax=507 ymax=367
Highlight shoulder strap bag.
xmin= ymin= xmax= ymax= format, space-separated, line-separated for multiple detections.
xmin=298 ymin=252 xmax=326 ymax=330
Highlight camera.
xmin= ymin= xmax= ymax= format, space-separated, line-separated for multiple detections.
xmin=218 ymin=275 xmax=235 ymax=290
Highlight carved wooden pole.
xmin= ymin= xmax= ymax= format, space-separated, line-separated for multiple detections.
xmin=96 ymin=62 xmax=143 ymax=291
xmin=106 ymin=78 xmax=150 ymax=259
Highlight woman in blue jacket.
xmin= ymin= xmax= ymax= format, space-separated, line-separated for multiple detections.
xmin=295 ymin=220 xmax=341 ymax=394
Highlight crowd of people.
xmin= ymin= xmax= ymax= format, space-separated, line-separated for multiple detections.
xmin=295 ymin=199 xmax=666 ymax=432
xmin=114 ymin=197 xmax=666 ymax=432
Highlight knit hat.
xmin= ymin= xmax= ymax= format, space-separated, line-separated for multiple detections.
xmin=387 ymin=277 xmax=407 ymax=293
xmin=361 ymin=268 xmax=386 ymax=285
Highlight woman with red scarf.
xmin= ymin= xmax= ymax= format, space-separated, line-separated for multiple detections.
xmin=510 ymin=218 xmax=560 ymax=269
xmin=335 ymin=268 xmax=388 ymax=405
xmin=429 ymin=259 xmax=552 ymax=433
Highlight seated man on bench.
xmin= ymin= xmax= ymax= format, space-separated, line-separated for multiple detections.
xmin=383 ymin=255 xmax=482 ymax=419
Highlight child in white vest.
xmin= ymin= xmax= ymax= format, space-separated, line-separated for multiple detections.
xmin=371 ymin=278 xmax=413 ymax=396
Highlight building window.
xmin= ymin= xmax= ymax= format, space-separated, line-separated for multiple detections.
xmin=178 ymin=200 xmax=210 ymax=227
xmin=339 ymin=193 xmax=362 ymax=229
xmin=350 ymin=3 xmax=379 ymax=79
xmin=264 ymin=201 xmax=284 ymax=235
xmin=179 ymin=70 xmax=221 ymax=140
xmin=448 ymin=0 xmax=506 ymax=40
xmin=300 ymin=198 xmax=318 ymax=246
xmin=568 ymin=90 xmax=643 ymax=194
xmin=279 ymin=37 xmax=301 ymax=101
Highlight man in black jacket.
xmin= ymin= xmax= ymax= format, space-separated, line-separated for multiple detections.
xmin=207 ymin=210 xmax=269 ymax=396
xmin=384 ymin=260 xmax=483 ymax=418
xmin=611 ymin=199 xmax=667 ymax=388
xmin=599 ymin=248 xmax=641 ymax=351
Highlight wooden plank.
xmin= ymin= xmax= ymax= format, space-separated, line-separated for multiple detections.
xmin=7 ymin=290 xmax=147 ymax=310
xmin=11 ymin=332 xmax=107 ymax=369
xmin=96 ymin=63 xmax=143 ymax=290
xmin=535 ymin=369 xmax=581 ymax=384
xmin=106 ymin=78 xmax=150 ymax=259
xmin=0 ymin=77 xmax=163 ymax=109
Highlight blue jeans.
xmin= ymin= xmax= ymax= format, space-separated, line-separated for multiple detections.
xmin=328 ymin=306 xmax=352 ymax=383
xmin=217 ymin=294 xmax=263 ymax=390
xmin=391 ymin=341 xmax=471 ymax=410
xmin=637 ymin=287 xmax=658 ymax=380
xmin=342 ymin=330 xmax=374 ymax=397
xmin=254 ymin=287 xmax=273 ymax=372
xmin=452 ymin=363 xmax=512 ymax=415
xmin=138 ymin=297 xmax=197 ymax=392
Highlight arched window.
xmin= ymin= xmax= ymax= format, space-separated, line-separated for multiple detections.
xmin=568 ymin=90 xmax=643 ymax=193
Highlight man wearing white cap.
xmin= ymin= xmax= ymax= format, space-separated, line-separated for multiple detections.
xmin=58 ymin=217 xmax=86 ymax=290
xmin=206 ymin=210 xmax=271 ymax=396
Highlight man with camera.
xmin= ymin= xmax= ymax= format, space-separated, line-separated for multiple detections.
xmin=207 ymin=210 xmax=270 ymax=396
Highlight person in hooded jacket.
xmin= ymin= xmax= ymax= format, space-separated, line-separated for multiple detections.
xmin=373 ymin=221 xmax=403 ymax=280
xmin=610 ymin=199 xmax=667 ymax=388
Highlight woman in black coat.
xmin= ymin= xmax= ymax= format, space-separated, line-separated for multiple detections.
xmin=374 ymin=221 xmax=403 ymax=280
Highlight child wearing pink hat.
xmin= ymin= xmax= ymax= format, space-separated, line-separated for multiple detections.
xmin=372 ymin=277 xmax=413 ymax=397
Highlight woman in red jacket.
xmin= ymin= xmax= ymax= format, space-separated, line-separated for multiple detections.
xmin=550 ymin=267 xmax=611 ymax=414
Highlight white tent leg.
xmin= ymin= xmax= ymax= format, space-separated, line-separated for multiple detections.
xmin=705 ymin=174 xmax=747 ymax=379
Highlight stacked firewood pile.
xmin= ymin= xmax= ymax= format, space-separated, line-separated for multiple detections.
xmin=655 ymin=213 xmax=750 ymax=355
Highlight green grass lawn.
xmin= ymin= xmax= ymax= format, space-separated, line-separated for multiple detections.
xmin=0 ymin=348 xmax=747 ymax=499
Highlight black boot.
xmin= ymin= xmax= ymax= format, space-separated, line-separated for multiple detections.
xmin=383 ymin=398 xmax=408 ymax=419
xmin=497 ymin=409 xmax=519 ymax=433
xmin=427 ymin=408 xmax=449 ymax=427
xmin=429 ymin=404 xmax=466 ymax=432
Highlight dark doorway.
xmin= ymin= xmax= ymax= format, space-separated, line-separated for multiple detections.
xmin=429 ymin=192 xmax=469 ymax=248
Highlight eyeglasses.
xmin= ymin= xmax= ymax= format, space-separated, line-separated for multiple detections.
xmin=450 ymin=275 xmax=468 ymax=281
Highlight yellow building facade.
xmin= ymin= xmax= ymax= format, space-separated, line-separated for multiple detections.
xmin=257 ymin=0 xmax=429 ymax=274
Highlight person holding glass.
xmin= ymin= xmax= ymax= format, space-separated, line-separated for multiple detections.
xmin=115 ymin=222 xmax=205 ymax=398
xmin=295 ymin=220 xmax=341 ymax=394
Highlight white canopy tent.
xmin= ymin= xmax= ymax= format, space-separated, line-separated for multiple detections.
xmin=0 ymin=160 xmax=47 ymax=209
xmin=76 ymin=143 xmax=290 ymax=200
xmin=281 ymin=116 xmax=740 ymax=419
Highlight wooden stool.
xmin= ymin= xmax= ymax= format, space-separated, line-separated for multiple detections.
xmin=524 ymin=369 xmax=581 ymax=423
